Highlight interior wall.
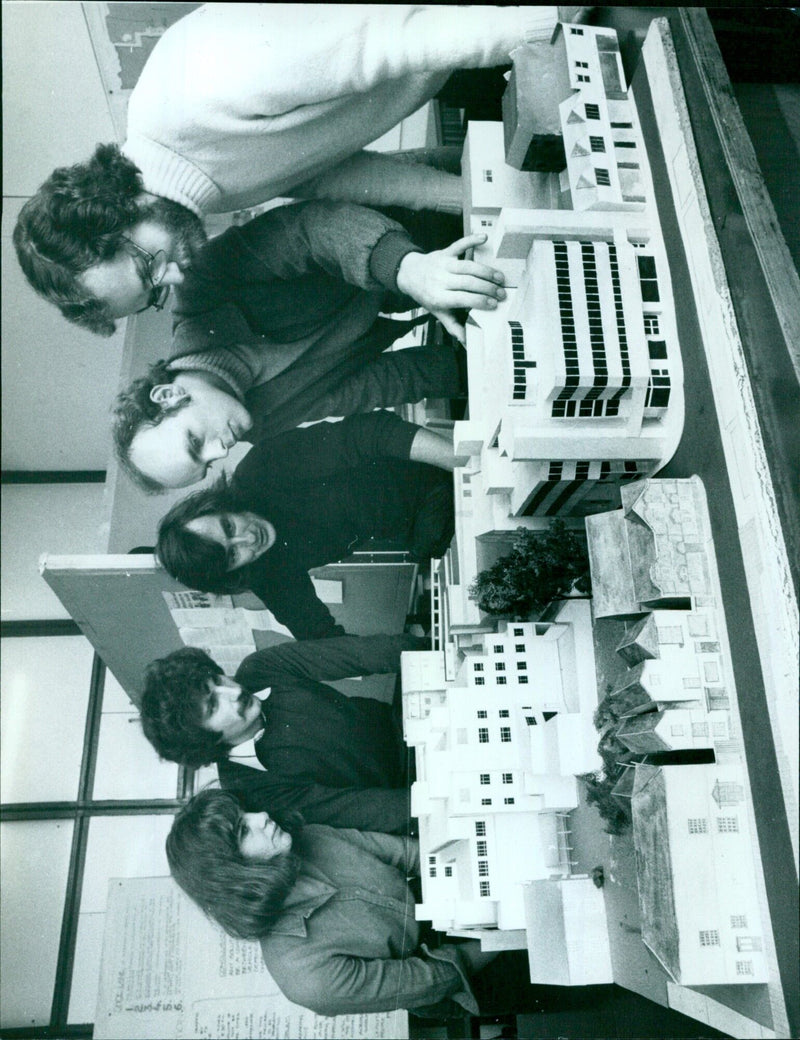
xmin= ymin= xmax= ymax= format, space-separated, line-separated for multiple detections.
xmin=0 ymin=483 xmax=111 ymax=620
xmin=2 ymin=2 xmax=126 ymax=471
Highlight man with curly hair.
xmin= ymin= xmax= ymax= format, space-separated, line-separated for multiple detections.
xmin=13 ymin=4 xmax=560 ymax=331
xmin=141 ymin=633 xmax=426 ymax=834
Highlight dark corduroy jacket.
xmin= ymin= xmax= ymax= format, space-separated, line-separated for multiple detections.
xmin=228 ymin=411 xmax=454 ymax=639
xmin=218 ymin=633 xmax=425 ymax=833
xmin=168 ymin=200 xmax=464 ymax=440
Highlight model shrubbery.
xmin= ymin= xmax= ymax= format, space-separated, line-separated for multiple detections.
xmin=469 ymin=520 xmax=591 ymax=619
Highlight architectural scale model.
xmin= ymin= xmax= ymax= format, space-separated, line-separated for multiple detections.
xmin=401 ymin=598 xmax=611 ymax=981
xmin=584 ymin=476 xmax=766 ymax=984
xmin=631 ymin=762 xmax=768 ymax=985
xmin=403 ymin=24 xmax=763 ymax=992
xmin=444 ymin=20 xmax=685 ymax=639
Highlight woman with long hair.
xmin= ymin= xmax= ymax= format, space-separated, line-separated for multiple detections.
xmin=167 ymin=788 xmax=492 ymax=1017
xmin=156 ymin=411 xmax=455 ymax=639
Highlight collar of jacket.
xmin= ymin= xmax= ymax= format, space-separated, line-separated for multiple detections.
xmin=267 ymin=871 xmax=337 ymax=938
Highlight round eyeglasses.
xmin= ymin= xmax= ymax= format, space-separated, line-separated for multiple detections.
xmin=123 ymin=238 xmax=170 ymax=312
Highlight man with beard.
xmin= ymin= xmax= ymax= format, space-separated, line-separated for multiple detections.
xmin=14 ymin=5 xmax=558 ymax=335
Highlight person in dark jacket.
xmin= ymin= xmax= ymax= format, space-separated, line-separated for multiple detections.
xmin=111 ymin=199 xmax=498 ymax=493
xmin=166 ymin=788 xmax=494 ymax=1017
xmin=141 ymin=633 xmax=425 ymax=834
xmin=155 ymin=411 xmax=455 ymax=639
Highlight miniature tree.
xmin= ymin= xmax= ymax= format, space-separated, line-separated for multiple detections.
xmin=469 ymin=520 xmax=591 ymax=619
xmin=578 ymin=770 xmax=631 ymax=836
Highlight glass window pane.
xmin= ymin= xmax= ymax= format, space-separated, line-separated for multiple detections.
xmin=81 ymin=815 xmax=174 ymax=914
xmin=0 ymin=820 xmax=74 ymax=1028
xmin=93 ymin=711 xmax=180 ymax=801
xmin=68 ymin=912 xmax=105 ymax=1025
xmin=1 ymin=636 xmax=93 ymax=802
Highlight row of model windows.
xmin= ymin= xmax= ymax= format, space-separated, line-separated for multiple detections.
xmin=479 ymin=773 xmax=514 ymax=784
xmin=687 ymin=816 xmax=740 ymax=834
xmin=475 ymin=707 xmax=511 ymax=716
xmin=478 ymin=727 xmax=512 ymax=742
xmin=475 ymin=676 xmax=528 ymax=685
xmin=552 ymin=398 xmax=621 ymax=418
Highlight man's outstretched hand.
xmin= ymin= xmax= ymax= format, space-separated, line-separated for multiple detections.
xmin=396 ymin=233 xmax=506 ymax=344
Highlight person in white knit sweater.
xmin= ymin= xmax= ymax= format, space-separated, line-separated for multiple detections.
xmin=14 ymin=4 xmax=558 ymax=333
xmin=121 ymin=3 xmax=559 ymax=216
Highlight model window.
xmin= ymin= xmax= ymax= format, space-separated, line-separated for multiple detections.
xmin=476 ymin=840 xmax=488 ymax=856
xmin=483 ymin=169 xmax=493 ymax=183
xmin=692 ymin=722 xmax=709 ymax=737
xmin=502 ymin=773 xmax=513 ymax=784
xmin=525 ymin=716 xmax=537 ymax=725
xmin=476 ymin=708 xmax=487 ymax=716
xmin=500 ymin=727 xmax=512 ymax=742
xmin=699 ymin=930 xmax=720 ymax=946
xmin=445 ymin=866 xmax=453 ymax=877
xmin=481 ymin=798 xmax=492 ymax=806
xmin=478 ymin=728 xmax=489 ymax=743
xmin=687 ymin=818 xmax=708 ymax=834
xmin=736 ymin=960 xmax=754 ymax=976
xmin=495 ymin=662 xmax=506 ymax=671
xmin=637 ymin=254 xmax=660 ymax=302
xmin=480 ymin=774 xmax=491 ymax=785
xmin=478 ymin=861 xmax=489 ymax=876
xmin=590 ymin=135 xmax=606 ymax=152
xmin=519 ymin=676 xmax=529 ymax=684
xmin=517 ymin=661 xmax=527 ymax=670
xmin=514 ymin=628 xmax=524 ymax=636
xmin=475 ymin=822 xmax=486 ymax=836
xmin=575 ymin=60 xmax=589 ymax=68
xmin=647 ymin=339 xmax=668 ymax=360
xmin=475 ymin=677 xmax=485 ymax=686
xmin=497 ymin=677 xmax=507 ymax=685
xmin=515 ymin=643 xmax=526 ymax=653
xmin=494 ymin=644 xmax=504 ymax=653
xmin=595 ymin=168 xmax=611 ymax=186
xmin=577 ymin=74 xmax=590 ymax=83
xmin=717 ymin=816 xmax=740 ymax=833
xmin=498 ymin=709 xmax=510 ymax=718
xmin=570 ymin=27 xmax=584 ymax=35
xmin=730 ymin=915 xmax=747 ymax=929
xmin=643 ymin=314 xmax=660 ymax=336
xmin=479 ymin=881 xmax=491 ymax=896
xmin=504 ymin=797 xmax=515 ymax=805
xmin=736 ymin=937 xmax=762 ymax=952
xmin=429 ymin=866 xmax=437 ymax=877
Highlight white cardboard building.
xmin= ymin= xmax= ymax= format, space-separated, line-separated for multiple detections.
xmin=444 ymin=22 xmax=684 ymax=640
xmin=631 ymin=762 xmax=768 ymax=985
xmin=402 ymin=599 xmax=604 ymax=965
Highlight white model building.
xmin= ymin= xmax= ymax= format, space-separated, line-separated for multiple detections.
xmin=631 ymin=762 xmax=767 ymax=985
xmin=523 ymin=877 xmax=613 ymax=984
xmin=586 ymin=478 xmax=742 ymax=758
xmin=586 ymin=475 xmax=714 ymax=618
xmin=403 ymin=599 xmax=603 ymax=952
xmin=455 ymin=20 xmax=683 ymax=560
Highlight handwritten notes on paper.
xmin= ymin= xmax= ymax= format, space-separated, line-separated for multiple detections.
xmin=95 ymin=876 xmax=408 ymax=1040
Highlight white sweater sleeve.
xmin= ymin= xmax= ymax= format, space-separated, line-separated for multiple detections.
xmin=184 ymin=4 xmax=558 ymax=113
